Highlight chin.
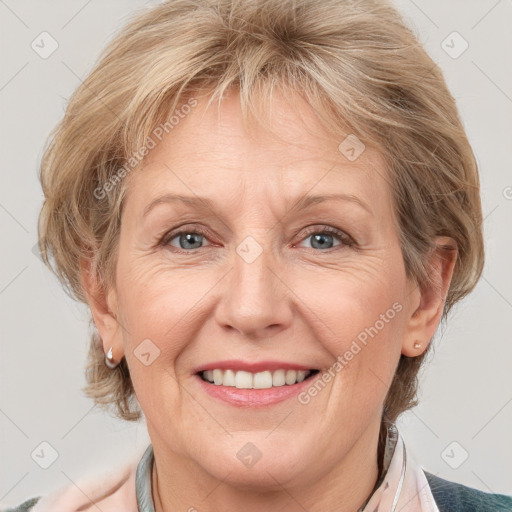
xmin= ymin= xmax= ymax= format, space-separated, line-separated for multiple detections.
xmin=191 ymin=433 xmax=317 ymax=490
xmin=203 ymin=455 xmax=305 ymax=490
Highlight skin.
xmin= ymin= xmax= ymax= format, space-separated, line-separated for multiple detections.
xmin=84 ymin=88 xmax=456 ymax=512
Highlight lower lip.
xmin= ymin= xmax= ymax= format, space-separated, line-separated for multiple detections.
xmin=194 ymin=373 xmax=319 ymax=407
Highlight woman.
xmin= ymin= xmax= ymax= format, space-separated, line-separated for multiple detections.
xmin=4 ymin=0 xmax=511 ymax=510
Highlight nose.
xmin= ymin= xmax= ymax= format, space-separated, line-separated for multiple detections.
xmin=215 ymin=240 xmax=293 ymax=340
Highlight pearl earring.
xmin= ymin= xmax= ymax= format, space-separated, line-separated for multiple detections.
xmin=105 ymin=346 xmax=120 ymax=369
xmin=413 ymin=341 xmax=422 ymax=349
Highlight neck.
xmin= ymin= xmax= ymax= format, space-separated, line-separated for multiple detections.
xmin=151 ymin=420 xmax=383 ymax=512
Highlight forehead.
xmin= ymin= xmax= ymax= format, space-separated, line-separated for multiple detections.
xmin=123 ymin=90 xmax=393 ymax=220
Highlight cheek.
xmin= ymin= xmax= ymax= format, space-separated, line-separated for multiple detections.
xmin=114 ymin=270 xmax=191 ymax=422
xmin=289 ymin=261 xmax=406 ymax=410
xmin=292 ymin=261 xmax=406 ymax=348
xmin=115 ymin=251 xmax=205 ymax=336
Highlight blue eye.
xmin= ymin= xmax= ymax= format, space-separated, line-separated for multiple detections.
xmin=161 ymin=225 xmax=354 ymax=254
xmin=305 ymin=232 xmax=339 ymax=250
xmin=166 ymin=230 xmax=211 ymax=250
xmin=297 ymin=226 xmax=353 ymax=250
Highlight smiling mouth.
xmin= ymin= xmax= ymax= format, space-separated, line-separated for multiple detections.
xmin=198 ymin=369 xmax=320 ymax=389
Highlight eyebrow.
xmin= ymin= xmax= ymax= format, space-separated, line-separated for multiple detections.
xmin=142 ymin=192 xmax=372 ymax=217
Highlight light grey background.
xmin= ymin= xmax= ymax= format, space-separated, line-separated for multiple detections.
xmin=1 ymin=0 xmax=511 ymax=507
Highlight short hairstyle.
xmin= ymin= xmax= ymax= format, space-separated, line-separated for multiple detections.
xmin=38 ymin=0 xmax=484 ymax=423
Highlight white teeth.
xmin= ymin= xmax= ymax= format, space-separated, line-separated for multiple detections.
xmin=213 ymin=369 xmax=223 ymax=385
xmin=296 ymin=370 xmax=307 ymax=383
xmin=223 ymin=369 xmax=236 ymax=387
xmin=253 ymin=371 xmax=273 ymax=389
xmin=235 ymin=371 xmax=253 ymax=389
xmin=285 ymin=370 xmax=297 ymax=385
xmin=201 ymin=368 xmax=313 ymax=388
xmin=272 ymin=369 xmax=286 ymax=387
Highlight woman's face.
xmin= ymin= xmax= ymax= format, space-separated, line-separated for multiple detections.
xmin=102 ymin=90 xmax=426 ymax=488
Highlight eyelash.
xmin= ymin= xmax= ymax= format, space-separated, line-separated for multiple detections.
xmin=159 ymin=225 xmax=355 ymax=254
xmin=297 ymin=226 xmax=355 ymax=250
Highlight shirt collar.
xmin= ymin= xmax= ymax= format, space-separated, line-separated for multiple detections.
xmin=135 ymin=423 xmax=399 ymax=512
xmin=136 ymin=443 xmax=156 ymax=512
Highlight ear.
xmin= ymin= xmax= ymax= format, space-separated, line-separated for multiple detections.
xmin=402 ymin=236 xmax=458 ymax=357
xmin=80 ymin=258 xmax=124 ymax=362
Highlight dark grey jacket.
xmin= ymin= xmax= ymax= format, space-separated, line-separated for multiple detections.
xmin=424 ymin=472 xmax=512 ymax=511
xmin=3 ymin=473 xmax=512 ymax=512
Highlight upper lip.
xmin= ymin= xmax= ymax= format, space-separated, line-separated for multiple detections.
xmin=193 ymin=360 xmax=317 ymax=374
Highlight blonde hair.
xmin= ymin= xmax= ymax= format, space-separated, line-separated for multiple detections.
xmin=38 ymin=0 xmax=484 ymax=423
